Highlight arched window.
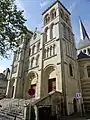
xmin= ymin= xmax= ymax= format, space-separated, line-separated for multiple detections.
xmin=88 ymin=48 xmax=90 ymax=55
xmin=31 ymin=57 xmax=34 ymax=68
xmin=83 ymin=49 xmax=86 ymax=53
xmin=50 ymin=46 xmax=52 ymax=56
xmin=87 ymin=66 xmax=90 ymax=77
xmin=50 ymin=9 xmax=56 ymax=20
xmin=59 ymin=9 xmax=64 ymax=19
xmin=45 ymin=27 xmax=48 ymax=42
xmin=44 ymin=14 xmax=50 ymax=25
xmin=50 ymin=24 xmax=54 ymax=39
xmin=37 ymin=42 xmax=40 ymax=52
xmin=36 ymin=54 xmax=39 ymax=66
xmin=32 ymin=45 xmax=35 ymax=54
xmin=69 ymin=64 xmax=73 ymax=76
xmin=65 ymin=14 xmax=70 ymax=25
xmin=53 ymin=44 xmax=55 ymax=55
xmin=29 ymin=48 xmax=31 ymax=56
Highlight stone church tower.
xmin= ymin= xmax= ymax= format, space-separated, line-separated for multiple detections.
xmin=6 ymin=0 xmax=81 ymax=115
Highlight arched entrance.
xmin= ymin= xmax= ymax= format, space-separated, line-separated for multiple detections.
xmin=42 ymin=64 xmax=57 ymax=96
xmin=7 ymin=78 xmax=15 ymax=98
xmin=25 ymin=71 xmax=38 ymax=99
xmin=73 ymin=98 xmax=77 ymax=113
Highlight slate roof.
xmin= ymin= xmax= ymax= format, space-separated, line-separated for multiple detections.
xmin=77 ymin=51 xmax=90 ymax=59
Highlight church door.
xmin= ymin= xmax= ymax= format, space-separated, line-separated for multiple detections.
xmin=38 ymin=106 xmax=51 ymax=120
xmin=73 ymin=98 xmax=77 ymax=113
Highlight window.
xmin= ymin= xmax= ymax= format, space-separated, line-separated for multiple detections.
xmin=37 ymin=42 xmax=40 ymax=52
xmin=48 ymin=78 xmax=56 ymax=93
xmin=50 ymin=46 xmax=52 ymax=56
xmin=66 ymin=27 xmax=68 ymax=40
xmin=44 ymin=14 xmax=50 ymax=25
xmin=63 ymin=23 xmax=66 ymax=38
xmin=36 ymin=55 xmax=39 ymax=66
xmin=88 ymin=48 xmax=90 ymax=55
xmin=83 ymin=49 xmax=86 ymax=53
xmin=65 ymin=14 xmax=70 ymax=24
xmin=51 ymin=9 xmax=56 ymax=20
xmin=69 ymin=64 xmax=73 ymax=76
xmin=53 ymin=44 xmax=55 ymax=55
xmin=59 ymin=9 xmax=64 ymax=19
xmin=45 ymin=27 xmax=48 ymax=42
xmin=32 ymin=45 xmax=35 ymax=54
xmin=29 ymin=48 xmax=31 ymax=56
xmin=44 ymin=49 xmax=46 ymax=58
xmin=68 ymin=28 xmax=70 ymax=40
xmin=12 ymin=65 xmax=17 ymax=73
xmin=87 ymin=66 xmax=90 ymax=77
xmin=31 ymin=57 xmax=34 ymax=68
xmin=47 ymin=47 xmax=49 ymax=57
xmin=50 ymin=24 xmax=54 ymax=39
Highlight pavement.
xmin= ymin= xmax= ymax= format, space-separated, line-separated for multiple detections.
xmin=57 ymin=113 xmax=90 ymax=120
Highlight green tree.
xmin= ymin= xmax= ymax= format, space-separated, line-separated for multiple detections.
xmin=0 ymin=0 xmax=26 ymax=58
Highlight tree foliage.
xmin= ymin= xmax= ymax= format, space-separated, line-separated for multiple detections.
xmin=0 ymin=0 xmax=26 ymax=58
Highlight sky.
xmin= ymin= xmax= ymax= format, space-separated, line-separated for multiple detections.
xmin=0 ymin=0 xmax=90 ymax=72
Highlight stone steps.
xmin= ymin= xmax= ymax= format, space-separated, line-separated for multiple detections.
xmin=0 ymin=98 xmax=37 ymax=119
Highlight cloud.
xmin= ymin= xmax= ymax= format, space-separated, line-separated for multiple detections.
xmin=0 ymin=66 xmax=6 ymax=73
xmin=40 ymin=1 xmax=49 ymax=8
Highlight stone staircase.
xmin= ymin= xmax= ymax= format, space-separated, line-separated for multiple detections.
xmin=0 ymin=98 xmax=36 ymax=119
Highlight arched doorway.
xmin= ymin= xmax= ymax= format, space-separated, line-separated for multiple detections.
xmin=42 ymin=65 xmax=57 ymax=96
xmin=25 ymin=71 xmax=38 ymax=99
xmin=73 ymin=98 xmax=77 ymax=113
xmin=7 ymin=78 xmax=15 ymax=98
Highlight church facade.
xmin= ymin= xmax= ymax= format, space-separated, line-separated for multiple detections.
xmin=5 ymin=0 xmax=90 ymax=117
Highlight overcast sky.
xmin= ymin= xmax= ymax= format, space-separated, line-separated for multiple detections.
xmin=0 ymin=0 xmax=90 ymax=72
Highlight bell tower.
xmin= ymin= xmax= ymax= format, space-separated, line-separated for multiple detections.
xmin=41 ymin=0 xmax=80 ymax=115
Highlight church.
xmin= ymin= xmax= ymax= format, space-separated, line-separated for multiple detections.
xmin=0 ymin=0 xmax=90 ymax=119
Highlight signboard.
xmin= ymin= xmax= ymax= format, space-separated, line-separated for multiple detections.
xmin=28 ymin=88 xmax=35 ymax=96
xmin=76 ymin=93 xmax=81 ymax=99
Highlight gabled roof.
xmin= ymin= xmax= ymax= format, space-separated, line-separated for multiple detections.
xmin=77 ymin=51 xmax=90 ymax=59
